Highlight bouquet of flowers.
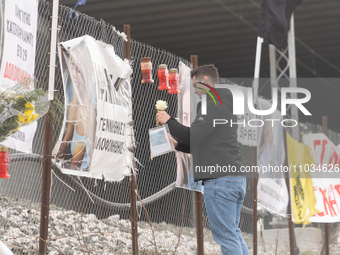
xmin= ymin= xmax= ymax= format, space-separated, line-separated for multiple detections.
xmin=0 ymin=82 xmax=50 ymax=142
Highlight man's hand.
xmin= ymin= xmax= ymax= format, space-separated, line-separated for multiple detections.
xmin=156 ymin=111 xmax=170 ymax=125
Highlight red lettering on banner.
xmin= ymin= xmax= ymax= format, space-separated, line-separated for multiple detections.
xmin=312 ymin=186 xmax=325 ymax=217
xmin=312 ymin=185 xmax=340 ymax=218
xmin=319 ymin=187 xmax=336 ymax=217
xmin=308 ymin=136 xmax=340 ymax=221
xmin=335 ymin=185 xmax=340 ymax=197
xmin=328 ymin=147 xmax=338 ymax=165
xmin=316 ymin=212 xmax=325 ymax=217
xmin=332 ymin=145 xmax=340 ymax=166
xmin=314 ymin=140 xmax=321 ymax=166
xmin=329 ymin=185 xmax=339 ymax=215
xmin=334 ymin=185 xmax=340 ymax=215
xmin=3 ymin=62 xmax=31 ymax=85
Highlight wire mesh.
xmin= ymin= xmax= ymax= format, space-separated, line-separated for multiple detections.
xmin=1 ymin=0 xmax=340 ymax=254
xmin=1 ymin=1 xmax=201 ymax=254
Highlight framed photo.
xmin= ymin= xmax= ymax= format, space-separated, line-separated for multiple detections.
xmin=149 ymin=124 xmax=174 ymax=159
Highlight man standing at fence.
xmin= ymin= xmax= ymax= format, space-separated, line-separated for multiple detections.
xmin=156 ymin=64 xmax=249 ymax=255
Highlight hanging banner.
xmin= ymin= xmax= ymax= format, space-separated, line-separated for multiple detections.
xmin=303 ymin=133 xmax=340 ymax=223
xmin=286 ymin=133 xmax=319 ymax=225
xmin=0 ymin=0 xmax=39 ymax=152
xmin=257 ymin=98 xmax=288 ymax=216
xmin=175 ymin=61 xmax=203 ymax=192
xmin=53 ymin=35 xmax=133 ymax=181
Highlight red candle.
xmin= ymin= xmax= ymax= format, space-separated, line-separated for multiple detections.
xmin=168 ymin=68 xmax=179 ymax=94
xmin=0 ymin=146 xmax=10 ymax=178
xmin=157 ymin=64 xmax=170 ymax=90
xmin=141 ymin=57 xmax=154 ymax=83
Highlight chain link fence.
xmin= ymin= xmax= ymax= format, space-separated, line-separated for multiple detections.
xmin=1 ymin=1 xmax=340 ymax=254
xmin=1 ymin=1 xmax=216 ymax=254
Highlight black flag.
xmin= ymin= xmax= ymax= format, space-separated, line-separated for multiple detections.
xmin=258 ymin=0 xmax=303 ymax=50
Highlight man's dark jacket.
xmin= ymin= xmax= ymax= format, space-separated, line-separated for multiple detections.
xmin=166 ymin=87 xmax=243 ymax=182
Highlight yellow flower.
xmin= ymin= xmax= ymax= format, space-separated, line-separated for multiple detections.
xmin=24 ymin=109 xmax=34 ymax=119
xmin=25 ymin=102 xmax=34 ymax=111
xmin=24 ymin=113 xmax=32 ymax=124
xmin=17 ymin=103 xmax=37 ymax=125
xmin=17 ymin=114 xmax=26 ymax=124
xmin=30 ymin=114 xmax=38 ymax=122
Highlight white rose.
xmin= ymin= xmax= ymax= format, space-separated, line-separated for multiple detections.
xmin=155 ymin=100 xmax=168 ymax=111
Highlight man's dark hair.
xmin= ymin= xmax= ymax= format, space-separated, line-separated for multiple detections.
xmin=190 ymin=64 xmax=219 ymax=85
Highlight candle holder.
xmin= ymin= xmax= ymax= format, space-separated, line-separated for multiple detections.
xmin=0 ymin=146 xmax=10 ymax=178
xmin=141 ymin=57 xmax=154 ymax=83
xmin=168 ymin=68 xmax=179 ymax=94
xmin=157 ymin=64 xmax=170 ymax=90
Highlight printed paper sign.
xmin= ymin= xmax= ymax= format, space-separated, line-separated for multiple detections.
xmin=0 ymin=0 xmax=39 ymax=152
xmin=257 ymin=98 xmax=288 ymax=216
xmin=149 ymin=125 xmax=174 ymax=159
xmin=175 ymin=62 xmax=203 ymax=193
xmin=53 ymin=35 xmax=133 ymax=181
xmin=303 ymin=133 xmax=340 ymax=222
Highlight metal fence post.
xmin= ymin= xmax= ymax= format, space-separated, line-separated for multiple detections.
xmin=252 ymin=146 xmax=258 ymax=255
xmin=190 ymin=55 xmax=204 ymax=255
xmin=283 ymin=127 xmax=296 ymax=255
xmin=39 ymin=0 xmax=59 ymax=254
xmin=125 ymin=24 xmax=139 ymax=255
xmin=322 ymin=116 xmax=329 ymax=255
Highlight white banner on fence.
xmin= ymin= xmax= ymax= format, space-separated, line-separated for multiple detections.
xmin=175 ymin=62 xmax=203 ymax=192
xmin=303 ymin=133 xmax=340 ymax=223
xmin=53 ymin=35 xmax=133 ymax=181
xmin=257 ymin=98 xmax=288 ymax=216
xmin=0 ymin=0 xmax=39 ymax=152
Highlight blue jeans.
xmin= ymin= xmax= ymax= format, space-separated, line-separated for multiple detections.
xmin=203 ymin=176 xmax=249 ymax=255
